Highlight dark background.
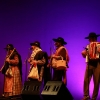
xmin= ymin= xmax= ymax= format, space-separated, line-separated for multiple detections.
xmin=0 ymin=0 xmax=100 ymax=99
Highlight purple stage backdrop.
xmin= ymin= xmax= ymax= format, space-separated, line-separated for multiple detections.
xmin=0 ymin=0 xmax=100 ymax=99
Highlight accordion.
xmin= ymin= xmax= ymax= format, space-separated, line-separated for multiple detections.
xmin=86 ymin=42 xmax=100 ymax=62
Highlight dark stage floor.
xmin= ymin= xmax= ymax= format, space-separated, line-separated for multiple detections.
xmin=0 ymin=95 xmax=74 ymax=100
xmin=0 ymin=96 xmax=100 ymax=100
xmin=0 ymin=95 xmax=22 ymax=100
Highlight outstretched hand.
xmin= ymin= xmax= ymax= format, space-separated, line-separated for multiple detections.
xmin=81 ymin=50 xmax=87 ymax=58
xmin=5 ymin=58 xmax=10 ymax=63
xmin=63 ymin=78 xmax=67 ymax=85
xmin=0 ymin=68 xmax=2 ymax=72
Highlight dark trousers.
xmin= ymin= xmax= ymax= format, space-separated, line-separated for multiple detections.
xmin=53 ymin=69 xmax=64 ymax=81
xmin=83 ymin=62 xmax=100 ymax=100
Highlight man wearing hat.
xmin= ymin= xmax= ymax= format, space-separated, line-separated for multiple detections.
xmin=81 ymin=32 xmax=100 ymax=100
xmin=51 ymin=37 xmax=69 ymax=85
xmin=28 ymin=41 xmax=51 ymax=85
xmin=0 ymin=44 xmax=22 ymax=97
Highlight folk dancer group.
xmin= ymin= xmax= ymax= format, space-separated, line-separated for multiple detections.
xmin=0 ymin=32 xmax=100 ymax=100
xmin=0 ymin=37 xmax=69 ymax=98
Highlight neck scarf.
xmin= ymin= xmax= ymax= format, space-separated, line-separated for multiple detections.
xmin=30 ymin=47 xmax=42 ymax=60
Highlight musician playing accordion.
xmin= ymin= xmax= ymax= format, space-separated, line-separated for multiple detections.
xmin=81 ymin=32 xmax=100 ymax=100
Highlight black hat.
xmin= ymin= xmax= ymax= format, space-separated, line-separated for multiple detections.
xmin=4 ymin=44 xmax=14 ymax=50
xmin=53 ymin=37 xmax=67 ymax=45
xmin=30 ymin=41 xmax=41 ymax=48
xmin=85 ymin=32 xmax=100 ymax=39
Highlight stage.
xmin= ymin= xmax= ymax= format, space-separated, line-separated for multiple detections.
xmin=0 ymin=95 xmax=22 ymax=100
xmin=0 ymin=95 xmax=74 ymax=100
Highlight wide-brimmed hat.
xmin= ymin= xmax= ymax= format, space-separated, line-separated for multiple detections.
xmin=4 ymin=44 xmax=14 ymax=50
xmin=30 ymin=41 xmax=41 ymax=48
xmin=53 ymin=37 xmax=67 ymax=45
xmin=85 ymin=32 xmax=100 ymax=39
